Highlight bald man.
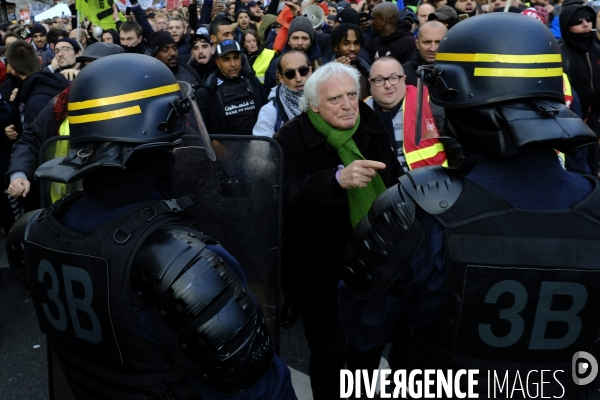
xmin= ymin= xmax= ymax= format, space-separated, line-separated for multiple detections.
xmin=370 ymin=2 xmax=416 ymax=64
xmin=402 ymin=20 xmax=447 ymax=86
xmin=417 ymin=3 xmax=435 ymax=25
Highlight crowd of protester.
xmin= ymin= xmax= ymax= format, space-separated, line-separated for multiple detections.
xmin=1 ymin=0 xmax=600 ymax=397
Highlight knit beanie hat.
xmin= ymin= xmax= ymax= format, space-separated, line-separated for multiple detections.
xmin=287 ymin=16 xmax=314 ymax=42
xmin=149 ymin=31 xmax=176 ymax=57
xmin=30 ymin=24 xmax=47 ymax=35
xmin=54 ymin=37 xmax=82 ymax=52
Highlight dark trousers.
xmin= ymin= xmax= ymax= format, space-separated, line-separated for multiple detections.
xmin=299 ymin=288 xmax=385 ymax=400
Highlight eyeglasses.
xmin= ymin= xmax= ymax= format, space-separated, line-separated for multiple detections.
xmin=369 ymin=74 xmax=404 ymax=86
xmin=55 ymin=46 xmax=74 ymax=55
xmin=283 ymin=66 xmax=310 ymax=80
xmin=576 ymin=16 xmax=593 ymax=24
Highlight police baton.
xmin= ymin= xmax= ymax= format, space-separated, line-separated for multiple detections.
xmin=415 ymin=65 xmax=426 ymax=147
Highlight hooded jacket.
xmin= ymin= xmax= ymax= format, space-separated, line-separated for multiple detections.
xmin=559 ymin=5 xmax=600 ymax=114
xmin=18 ymin=70 xmax=69 ymax=129
xmin=103 ymin=29 xmax=121 ymax=46
xmin=370 ymin=20 xmax=416 ymax=65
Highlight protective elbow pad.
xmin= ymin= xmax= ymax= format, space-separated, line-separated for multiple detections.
xmin=342 ymin=166 xmax=463 ymax=299
xmin=6 ymin=210 xmax=40 ymax=291
xmin=131 ymin=226 xmax=273 ymax=394
xmin=342 ymin=184 xmax=422 ymax=299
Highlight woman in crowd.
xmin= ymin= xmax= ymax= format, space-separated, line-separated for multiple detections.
xmin=242 ymin=29 xmax=277 ymax=83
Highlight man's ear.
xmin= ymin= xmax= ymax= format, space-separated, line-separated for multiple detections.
xmin=210 ymin=34 xmax=217 ymax=45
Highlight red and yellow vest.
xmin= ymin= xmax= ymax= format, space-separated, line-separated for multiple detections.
xmin=366 ymin=85 xmax=448 ymax=170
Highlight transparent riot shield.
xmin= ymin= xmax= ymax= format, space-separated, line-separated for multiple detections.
xmin=39 ymin=136 xmax=81 ymax=208
xmin=170 ymin=134 xmax=283 ymax=351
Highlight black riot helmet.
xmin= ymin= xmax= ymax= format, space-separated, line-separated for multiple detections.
xmin=425 ymin=13 xmax=596 ymax=157
xmin=430 ymin=13 xmax=563 ymax=108
xmin=36 ymin=53 xmax=215 ymax=183
xmin=36 ymin=54 xmax=214 ymax=183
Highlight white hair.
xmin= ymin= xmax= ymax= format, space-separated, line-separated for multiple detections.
xmin=299 ymin=62 xmax=361 ymax=111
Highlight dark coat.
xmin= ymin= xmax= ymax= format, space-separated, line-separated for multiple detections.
xmin=195 ymin=68 xmax=267 ymax=135
xmin=274 ymin=101 xmax=402 ymax=294
xmin=402 ymin=49 xmax=423 ymax=87
xmin=559 ymin=5 xmax=600 ymax=115
xmin=370 ymin=21 xmax=416 ymax=65
xmin=18 ymin=70 xmax=69 ymax=129
xmin=172 ymin=62 xmax=201 ymax=90
xmin=177 ymin=34 xmax=192 ymax=64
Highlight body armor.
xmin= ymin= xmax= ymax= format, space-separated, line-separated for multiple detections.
xmin=17 ymin=193 xmax=273 ymax=399
xmin=343 ymin=167 xmax=600 ymax=397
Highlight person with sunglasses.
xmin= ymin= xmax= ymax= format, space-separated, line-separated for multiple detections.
xmin=559 ymin=5 xmax=600 ymax=174
xmin=253 ymin=50 xmax=311 ymax=135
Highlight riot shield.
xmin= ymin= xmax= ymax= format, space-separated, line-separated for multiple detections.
xmin=39 ymin=136 xmax=81 ymax=208
xmin=170 ymin=134 xmax=282 ymax=351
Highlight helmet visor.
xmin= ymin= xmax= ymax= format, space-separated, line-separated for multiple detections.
xmin=179 ymin=81 xmax=217 ymax=162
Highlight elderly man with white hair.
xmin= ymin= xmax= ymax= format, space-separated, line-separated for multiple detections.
xmin=274 ymin=62 xmax=402 ymax=400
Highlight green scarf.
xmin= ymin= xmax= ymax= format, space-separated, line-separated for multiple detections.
xmin=308 ymin=108 xmax=387 ymax=227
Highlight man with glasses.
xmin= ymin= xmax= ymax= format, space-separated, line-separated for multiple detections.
xmin=365 ymin=56 xmax=448 ymax=171
xmin=52 ymin=38 xmax=83 ymax=73
xmin=196 ymin=39 xmax=266 ymax=135
xmin=253 ymin=50 xmax=311 ymax=137
xmin=274 ymin=62 xmax=401 ymax=400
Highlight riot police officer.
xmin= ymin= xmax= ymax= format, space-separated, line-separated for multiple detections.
xmin=6 ymin=54 xmax=296 ymax=400
xmin=339 ymin=13 xmax=600 ymax=397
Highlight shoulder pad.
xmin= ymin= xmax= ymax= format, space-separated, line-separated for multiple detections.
xmin=399 ymin=166 xmax=464 ymax=215
xmin=8 ymin=209 xmax=42 ymax=290
xmin=131 ymin=225 xmax=273 ymax=394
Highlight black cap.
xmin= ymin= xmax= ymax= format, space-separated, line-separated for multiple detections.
xmin=216 ymin=39 xmax=241 ymax=57
xmin=336 ymin=8 xmax=360 ymax=25
xmin=190 ymin=25 xmax=212 ymax=45
xmin=247 ymin=0 xmax=261 ymax=7
xmin=428 ymin=5 xmax=458 ymax=22
xmin=337 ymin=1 xmax=351 ymax=11
xmin=76 ymin=42 xmax=124 ymax=63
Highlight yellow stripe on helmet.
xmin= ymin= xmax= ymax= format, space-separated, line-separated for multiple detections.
xmin=68 ymin=83 xmax=180 ymax=111
xmin=68 ymin=106 xmax=142 ymax=124
xmin=435 ymin=53 xmax=562 ymax=64
xmin=474 ymin=67 xmax=563 ymax=78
